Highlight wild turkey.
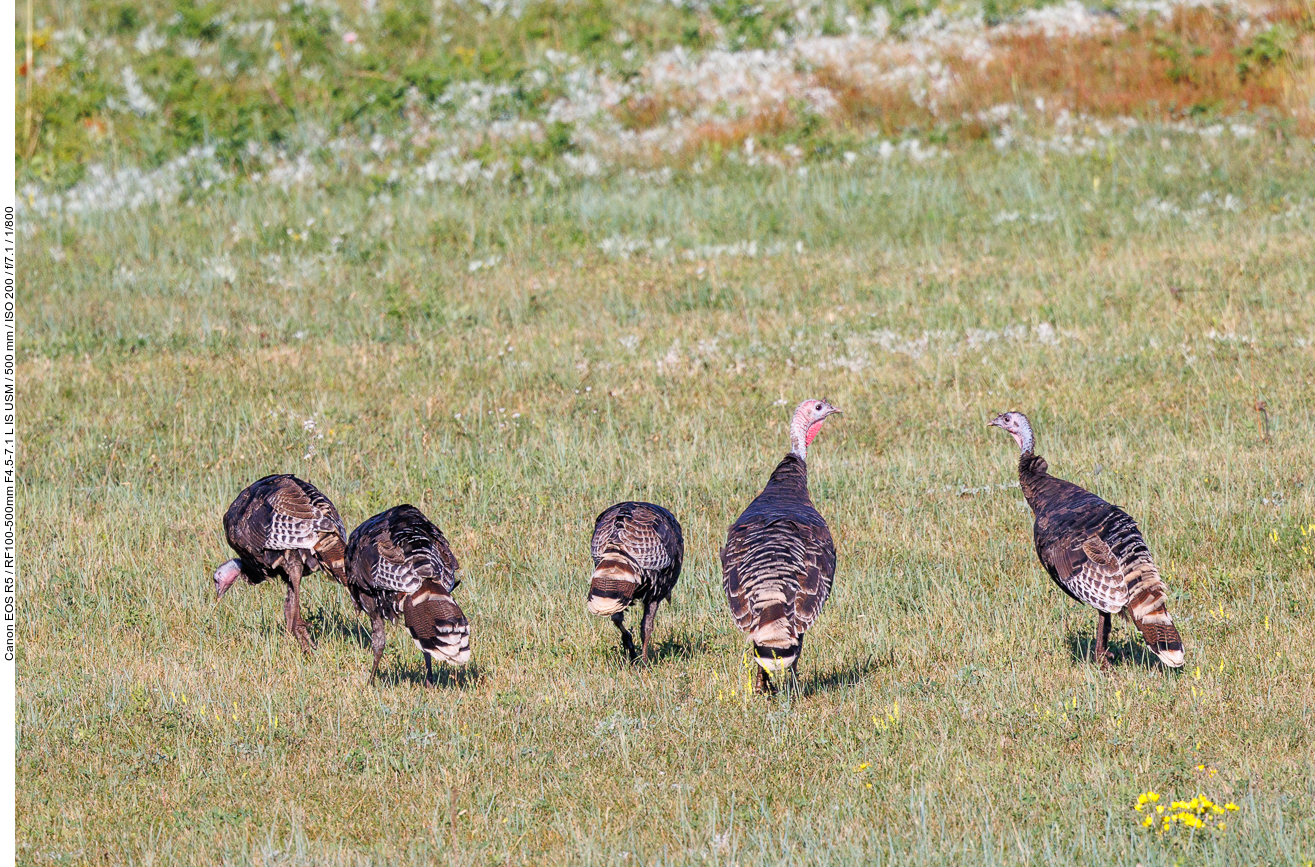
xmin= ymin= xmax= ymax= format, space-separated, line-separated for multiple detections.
xmin=214 ymin=474 xmax=348 ymax=653
xmin=722 ymin=399 xmax=841 ymax=693
xmin=346 ymin=504 xmax=471 ymax=685
xmin=587 ymin=502 xmax=684 ymax=663
xmin=989 ymin=411 xmax=1185 ymax=669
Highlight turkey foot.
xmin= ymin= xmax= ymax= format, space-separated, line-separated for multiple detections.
xmin=292 ymin=620 xmax=317 ymax=653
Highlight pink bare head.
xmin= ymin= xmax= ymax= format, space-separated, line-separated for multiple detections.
xmin=789 ymin=399 xmax=841 ymax=459
xmin=988 ymin=411 xmax=1035 ymax=455
xmin=213 ymin=559 xmax=245 ymax=598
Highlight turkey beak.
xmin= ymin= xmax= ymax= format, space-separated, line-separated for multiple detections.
xmin=825 ymin=406 xmax=842 ymax=418
xmin=987 ymin=415 xmax=1004 ymax=429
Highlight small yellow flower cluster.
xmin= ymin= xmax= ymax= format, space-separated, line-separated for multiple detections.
xmin=1136 ymin=791 xmax=1238 ymax=834
xmin=872 ymin=700 xmax=900 ymax=731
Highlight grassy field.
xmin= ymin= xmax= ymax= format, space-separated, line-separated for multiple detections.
xmin=15 ymin=0 xmax=1315 ymax=852
xmin=17 ymin=124 xmax=1315 ymax=863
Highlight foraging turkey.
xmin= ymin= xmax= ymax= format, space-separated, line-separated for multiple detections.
xmin=587 ymin=502 xmax=684 ymax=663
xmin=722 ymin=399 xmax=841 ymax=693
xmin=214 ymin=474 xmax=348 ymax=653
xmin=989 ymin=411 xmax=1185 ymax=670
xmin=346 ymin=504 xmax=471 ymax=685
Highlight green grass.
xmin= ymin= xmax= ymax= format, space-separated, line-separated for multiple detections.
xmin=17 ymin=130 xmax=1315 ymax=864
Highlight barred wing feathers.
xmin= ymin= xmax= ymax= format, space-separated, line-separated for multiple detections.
xmin=224 ymin=474 xmax=348 ymax=582
xmin=350 ymin=505 xmax=460 ymax=596
xmin=722 ymin=519 xmax=835 ymax=635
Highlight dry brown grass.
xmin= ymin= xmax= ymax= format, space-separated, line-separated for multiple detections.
xmin=674 ymin=2 xmax=1315 ymax=155
xmin=612 ymin=89 xmax=700 ymax=131
xmin=686 ymin=104 xmax=803 ymax=151
xmin=974 ymin=8 xmax=1288 ymax=117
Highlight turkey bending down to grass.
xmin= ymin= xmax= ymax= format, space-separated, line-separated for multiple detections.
xmin=721 ymin=399 xmax=841 ymax=694
xmin=346 ymin=504 xmax=471 ymax=685
xmin=214 ymin=474 xmax=348 ymax=653
xmin=989 ymin=411 xmax=1185 ymax=670
xmin=587 ymin=501 xmax=684 ymax=663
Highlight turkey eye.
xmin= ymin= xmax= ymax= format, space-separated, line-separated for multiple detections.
xmin=815 ymin=403 xmax=823 ymax=411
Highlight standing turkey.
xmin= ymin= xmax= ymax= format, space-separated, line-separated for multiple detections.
xmin=346 ymin=504 xmax=471 ymax=685
xmin=587 ymin=502 xmax=684 ymax=663
xmin=214 ymin=474 xmax=348 ymax=653
xmin=989 ymin=411 xmax=1185 ymax=670
xmin=722 ymin=399 xmax=841 ymax=693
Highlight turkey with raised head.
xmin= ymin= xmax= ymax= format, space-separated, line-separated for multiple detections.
xmin=722 ymin=399 xmax=840 ymax=694
xmin=214 ymin=474 xmax=348 ymax=653
xmin=587 ymin=501 xmax=684 ymax=663
xmin=989 ymin=411 xmax=1185 ymax=670
xmin=346 ymin=504 xmax=471 ymax=685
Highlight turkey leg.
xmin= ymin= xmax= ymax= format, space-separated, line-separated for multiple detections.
xmin=283 ymin=560 xmax=315 ymax=653
xmin=1094 ymin=611 xmax=1113 ymax=670
xmin=611 ymin=612 xmax=638 ymax=661
xmin=425 ymin=655 xmax=435 ymax=687
xmin=639 ymin=598 xmax=659 ymax=664
xmin=368 ymin=611 xmax=388 ymax=684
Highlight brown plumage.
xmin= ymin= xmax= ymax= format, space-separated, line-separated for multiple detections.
xmin=346 ymin=505 xmax=471 ymax=685
xmin=588 ymin=502 xmax=683 ymax=662
xmin=990 ymin=411 xmax=1185 ymax=670
xmin=722 ymin=399 xmax=840 ymax=693
xmin=214 ymin=474 xmax=348 ymax=652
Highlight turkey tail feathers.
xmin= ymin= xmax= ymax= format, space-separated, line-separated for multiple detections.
xmin=404 ymin=587 xmax=471 ymax=665
xmin=315 ymin=534 xmax=349 ymax=584
xmin=749 ymin=601 xmax=799 ymax=673
xmin=1122 ymin=559 xmax=1185 ymax=668
xmin=1127 ymin=588 xmax=1185 ymax=668
xmin=587 ymin=554 xmax=640 ymax=616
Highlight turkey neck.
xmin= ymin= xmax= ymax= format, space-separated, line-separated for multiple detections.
xmin=759 ymin=454 xmax=811 ymax=503
xmin=1017 ymin=452 xmax=1054 ymax=513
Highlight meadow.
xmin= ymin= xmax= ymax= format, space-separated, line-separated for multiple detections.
xmin=16 ymin=0 xmax=1315 ymax=863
